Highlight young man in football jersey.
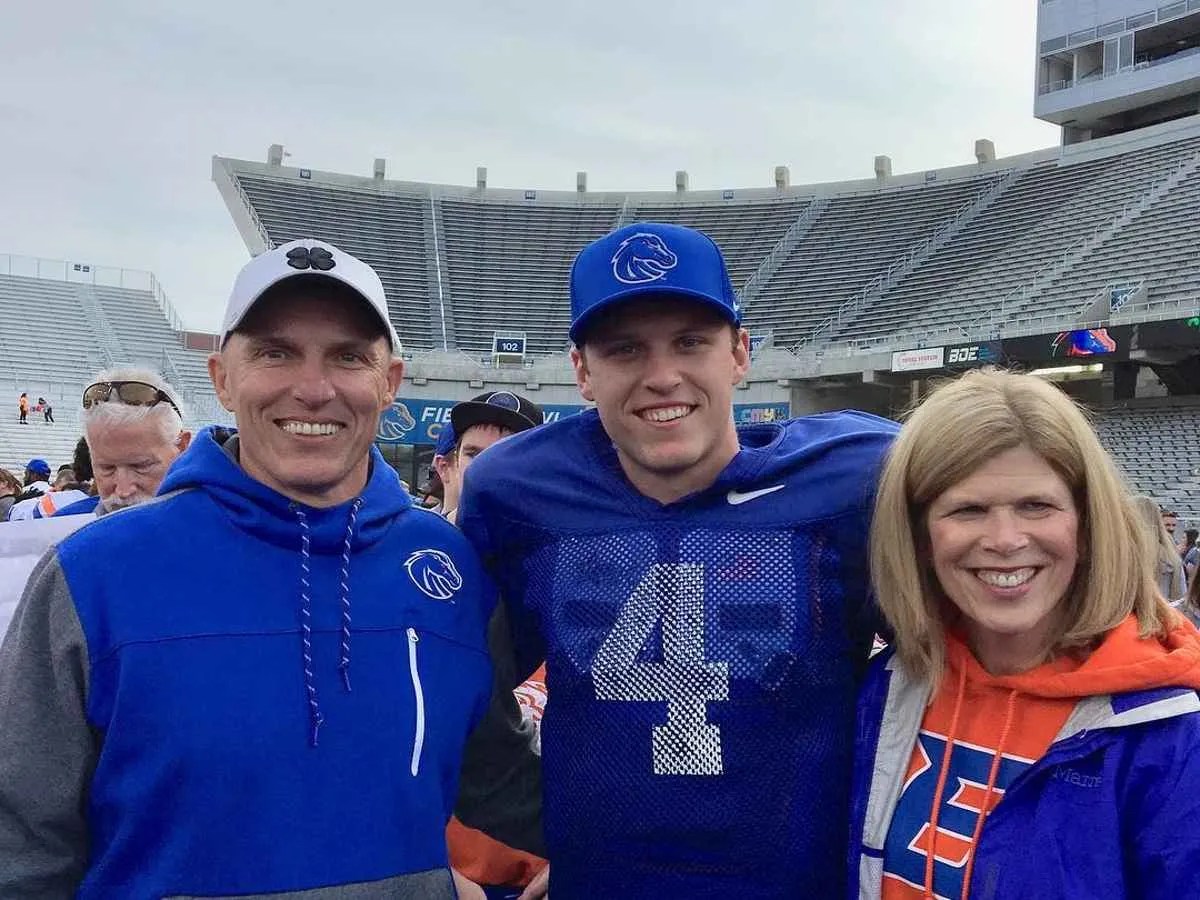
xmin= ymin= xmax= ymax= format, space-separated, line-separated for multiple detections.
xmin=458 ymin=222 xmax=898 ymax=898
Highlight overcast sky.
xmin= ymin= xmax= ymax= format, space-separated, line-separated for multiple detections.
xmin=0 ymin=1 xmax=1058 ymax=332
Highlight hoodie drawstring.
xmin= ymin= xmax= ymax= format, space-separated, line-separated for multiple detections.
xmin=958 ymin=689 xmax=1018 ymax=900
xmin=338 ymin=499 xmax=363 ymax=692
xmin=294 ymin=509 xmax=323 ymax=747
xmin=924 ymin=661 xmax=968 ymax=898
xmin=924 ymin=661 xmax=1020 ymax=900
xmin=292 ymin=500 xmax=363 ymax=747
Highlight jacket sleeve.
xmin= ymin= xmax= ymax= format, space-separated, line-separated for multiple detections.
xmin=457 ymin=474 xmax=547 ymax=683
xmin=454 ymin=601 xmax=545 ymax=858
xmin=0 ymin=550 xmax=96 ymax=897
xmin=1126 ymin=710 xmax=1200 ymax=897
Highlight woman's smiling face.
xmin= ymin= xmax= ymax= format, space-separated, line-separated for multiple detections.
xmin=925 ymin=444 xmax=1081 ymax=673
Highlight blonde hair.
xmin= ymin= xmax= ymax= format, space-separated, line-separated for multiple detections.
xmin=870 ymin=368 xmax=1173 ymax=681
xmin=1131 ymin=495 xmax=1186 ymax=600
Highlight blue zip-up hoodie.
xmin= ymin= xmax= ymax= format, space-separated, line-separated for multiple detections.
xmin=849 ymin=617 xmax=1200 ymax=899
xmin=0 ymin=427 xmax=496 ymax=899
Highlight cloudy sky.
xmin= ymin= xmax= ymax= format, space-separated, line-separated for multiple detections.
xmin=0 ymin=1 xmax=1058 ymax=332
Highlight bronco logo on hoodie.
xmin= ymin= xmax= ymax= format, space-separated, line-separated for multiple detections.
xmin=405 ymin=549 xmax=464 ymax=601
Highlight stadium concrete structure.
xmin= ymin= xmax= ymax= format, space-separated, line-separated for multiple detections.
xmin=1036 ymin=0 xmax=1200 ymax=142
xmin=1 ymin=6 xmax=1198 ymax=522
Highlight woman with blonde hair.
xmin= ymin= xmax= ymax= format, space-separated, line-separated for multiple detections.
xmin=1131 ymin=495 xmax=1187 ymax=602
xmin=849 ymin=368 xmax=1200 ymax=899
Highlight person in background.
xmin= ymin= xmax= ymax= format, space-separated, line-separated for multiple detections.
xmin=438 ymin=392 xmax=548 ymax=900
xmin=1133 ymin=495 xmax=1188 ymax=602
xmin=20 ymin=459 xmax=50 ymax=494
xmin=852 ymin=368 xmax=1200 ymax=899
xmin=41 ymin=397 xmax=54 ymax=425
xmin=3 ymin=460 xmax=53 ymax=520
xmin=0 ymin=469 xmax=22 ymax=521
xmin=1183 ymin=560 xmax=1200 ymax=626
xmin=435 ymin=392 xmax=542 ymax=526
xmin=8 ymin=465 xmax=91 ymax=521
xmin=17 ymin=392 xmax=28 ymax=425
xmin=421 ymin=424 xmax=457 ymax=515
xmin=71 ymin=434 xmax=94 ymax=484
xmin=51 ymin=369 xmax=191 ymax=518
xmin=1184 ymin=528 xmax=1198 ymax=587
xmin=1161 ymin=508 xmax=1187 ymax=559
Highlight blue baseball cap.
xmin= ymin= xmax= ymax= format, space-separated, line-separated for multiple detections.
xmin=25 ymin=458 xmax=50 ymax=477
xmin=568 ymin=222 xmax=741 ymax=344
xmin=433 ymin=423 xmax=457 ymax=457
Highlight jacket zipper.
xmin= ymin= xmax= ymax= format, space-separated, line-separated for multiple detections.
xmin=407 ymin=627 xmax=426 ymax=776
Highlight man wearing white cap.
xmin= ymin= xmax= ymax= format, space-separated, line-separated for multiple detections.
xmin=0 ymin=240 xmax=541 ymax=898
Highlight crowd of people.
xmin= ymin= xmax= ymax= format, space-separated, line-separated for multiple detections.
xmin=0 ymin=228 xmax=1198 ymax=898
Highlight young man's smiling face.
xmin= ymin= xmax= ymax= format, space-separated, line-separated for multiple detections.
xmin=571 ymin=297 xmax=750 ymax=504
xmin=209 ymin=284 xmax=404 ymax=508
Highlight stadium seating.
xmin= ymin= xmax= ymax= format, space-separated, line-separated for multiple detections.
xmin=627 ymin=197 xmax=810 ymax=293
xmin=234 ymin=173 xmax=438 ymax=349
xmin=0 ymin=380 xmax=82 ymax=476
xmin=1094 ymin=401 xmax=1200 ymax=524
xmin=437 ymin=197 xmax=620 ymax=353
xmin=835 ymin=135 xmax=1200 ymax=345
xmin=0 ymin=270 xmax=225 ymax=475
xmin=750 ymin=176 xmax=1000 ymax=345
xmin=4 ymin=119 xmax=1200 ymax=517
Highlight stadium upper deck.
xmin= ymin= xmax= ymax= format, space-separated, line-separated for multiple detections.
xmin=214 ymin=114 xmax=1200 ymax=366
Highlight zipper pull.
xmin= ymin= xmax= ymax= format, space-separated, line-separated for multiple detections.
xmin=407 ymin=627 xmax=419 ymax=643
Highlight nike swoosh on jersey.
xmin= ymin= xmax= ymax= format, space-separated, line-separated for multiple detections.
xmin=726 ymin=484 xmax=785 ymax=505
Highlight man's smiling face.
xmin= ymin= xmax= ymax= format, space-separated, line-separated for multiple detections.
xmin=209 ymin=284 xmax=403 ymax=507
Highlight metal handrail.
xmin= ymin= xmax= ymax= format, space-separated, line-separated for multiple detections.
xmin=229 ymin=170 xmax=273 ymax=252
xmin=968 ymin=149 xmax=1200 ymax=333
xmin=738 ymin=197 xmax=828 ymax=303
xmin=800 ymin=172 xmax=1012 ymax=346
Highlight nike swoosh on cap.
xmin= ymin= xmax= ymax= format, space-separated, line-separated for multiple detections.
xmin=726 ymin=485 xmax=785 ymax=505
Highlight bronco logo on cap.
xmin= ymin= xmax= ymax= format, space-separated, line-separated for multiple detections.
xmin=611 ymin=232 xmax=678 ymax=285
xmin=486 ymin=391 xmax=521 ymax=411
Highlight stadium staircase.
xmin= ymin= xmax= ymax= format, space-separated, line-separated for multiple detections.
xmin=0 ymin=380 xmax=85 ymax=474
xmin=738 ymin=198 xmax=829 ymax=312
xmin=76 ymin=284 xmax=123 ymax=369
xmin=435 ymin=196 xmax=621 ymax=353
xmin=426 ymin=196 xmax=454 ymax=350
xmin=991 ymin=145 xmax=1200 ymax=332
xmin=821 ymin=132 xmax=1200 ymax=347
xmin=807 ymin=167 xmax=1022 ymax=346
xmin=1041 ymin=148 xmax=1200 ymax=322
xmin=747 ymin=175 xmax=999 ymax=345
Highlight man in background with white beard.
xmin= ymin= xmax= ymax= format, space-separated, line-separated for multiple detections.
xmin=54 ymin=367 xmax=192 ymax=516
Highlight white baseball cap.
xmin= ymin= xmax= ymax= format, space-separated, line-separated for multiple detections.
xmin=219 ymin=239 xmax=401 ymax=351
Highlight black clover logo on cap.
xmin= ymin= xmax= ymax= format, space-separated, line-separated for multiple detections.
xmin=285 ymin=245 xmax=336 ymax=272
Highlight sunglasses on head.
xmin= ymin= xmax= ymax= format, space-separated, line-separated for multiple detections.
xmin=82 ymin=381 xmax=182 ymax=418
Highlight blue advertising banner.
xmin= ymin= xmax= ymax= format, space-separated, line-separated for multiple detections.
xmin=376 ymin=399 xmax=588 ymax=445
xmin=378 ymin=400 xmax=792 ymax=444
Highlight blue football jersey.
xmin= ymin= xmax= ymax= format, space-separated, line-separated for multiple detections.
xmin=459 ymin=409 xmax=897 ymax=898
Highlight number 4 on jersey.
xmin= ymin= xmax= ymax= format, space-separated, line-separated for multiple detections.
xmin=591 ymin=563 xmax=730 ymax=775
